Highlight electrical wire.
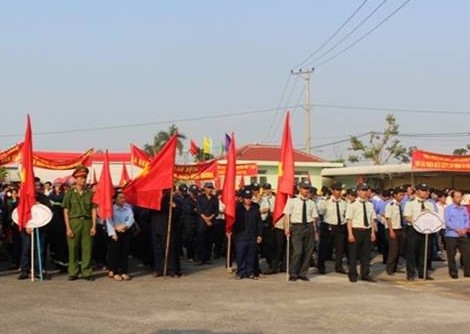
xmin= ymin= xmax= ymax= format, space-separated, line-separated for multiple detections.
xmin=314 ymin=0 xmax=411 ymax=67
xmin=305 ymin=0 xmax=389 ymax=67
xmin=294 ymin=0 xmax=370 ymax=69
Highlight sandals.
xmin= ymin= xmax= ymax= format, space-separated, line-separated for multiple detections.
xmin=121 ymin=274 xmax=131 ymax=281
xmin=113 ymin=274 xmax=123 ymax=281
xmin=108 ymin=271 xmax=115 ymax=279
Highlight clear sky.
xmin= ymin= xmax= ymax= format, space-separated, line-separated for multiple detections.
xmin=1 ymin=0 xmax=469 ymax=162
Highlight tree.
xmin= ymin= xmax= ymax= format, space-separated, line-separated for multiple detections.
xmin=144 ymin=124 xmax=186 ymax=156
xmin=348 ymin=114 xmax=410 ymax=165
xmin=452 ymin=145 xmax=470 ymax=155
xmin=193 ymin=149 xmax=214 ymax=162
xmin=0 ymin=166 xmax=8 ymax=181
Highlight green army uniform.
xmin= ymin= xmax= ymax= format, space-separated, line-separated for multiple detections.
xmin=63 ymin=188 xmax=97 ymax=278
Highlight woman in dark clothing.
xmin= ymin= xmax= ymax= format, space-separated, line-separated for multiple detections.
xmin=47 ymin=183 xmax=68 ymax=271
xmin=233 ymin=189 xmax=263 ymax=280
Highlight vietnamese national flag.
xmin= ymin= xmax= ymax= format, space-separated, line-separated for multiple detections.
xmin=92 ymin=150 xmax=114 ymax=221
xmin=222 ymin=133 xmax=236 ymax=234
xmin=189 ymin=139 xmax=200 ymax=156
xmin=124 ymin=134 xmax=178 ymax=210
xmin=119 ymin=162 xmax=131 ymax=187
xmin=17 ymin=115 xmax=36 ymax=231
xmin=272 ymin=112 xmax=295 ymax=224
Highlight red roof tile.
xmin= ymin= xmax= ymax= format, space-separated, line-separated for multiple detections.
xmin=233 ymin=144 xmax=326 ymax=163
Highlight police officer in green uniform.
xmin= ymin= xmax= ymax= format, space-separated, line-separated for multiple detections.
xmin=63 ymin=166 xmax=97 ymax=281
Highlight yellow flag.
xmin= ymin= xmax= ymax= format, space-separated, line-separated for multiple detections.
xmin=202 ymin=136 xmax=212 ymax=154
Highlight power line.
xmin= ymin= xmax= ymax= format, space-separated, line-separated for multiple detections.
xmin=0 ymin=104 xmax=303 ymax=139
xmin=314 ymin=0 xmax=411 ymax=67
xmin=305 ymin=0 xmax=389 ymax=67
xmin=262 ymin=74 xmax=294 ymax=143
xmin=2 ymin=99 xmax=467 ymax=139
xmin=294 ymin=0 xmax=370 ymax=69
xmin=265 ymin=76 xmax=300 ymax=143
xmin=314 ymin=102 xmax=470 ymax=115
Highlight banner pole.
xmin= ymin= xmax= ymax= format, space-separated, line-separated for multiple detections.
xmin=36 ymin=228 xmax=44 ymax=281
xmin=31 ymin=229 xmax=35 ymax=282
xmin=423 ymin=233 xmax=429 ymax=281
xmin=226 ymin=233 xmax=232 ymax=273
xmin=163 ymin=188 xmax=175 ymax=278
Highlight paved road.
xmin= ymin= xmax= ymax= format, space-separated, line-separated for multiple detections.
xmin=1 ymin=257 xmax=469 ymax=334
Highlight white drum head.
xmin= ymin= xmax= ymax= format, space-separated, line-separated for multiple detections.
xmin=12 ymin=203 xmax=53 ymax=228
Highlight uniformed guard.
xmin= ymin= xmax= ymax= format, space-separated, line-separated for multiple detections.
xmin=346 ymin=183 xmax=377 ymax=283
xmin=384 ymin=186 xmax=406 ymax=275
xmin=233 ymin=189 xmax=263 ymax=279
xmin=63 ymin=166 xmax=97 ymax=281
xmin=182 ymin=185 xmax=200 ymax=262
xmin=317 ymin=182 xmax=347 ymax=275
xmin=283 ymin=180 xmax=319 ymax=282
xmin=403 ymin=183 xmax=436 ymax=280
xmin=196 ymin=182 xmax=219 ymax=265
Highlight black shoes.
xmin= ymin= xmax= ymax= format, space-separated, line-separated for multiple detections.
xmin=289 ymin=276 xmax=298 ymax=282
xmin=298 ymin=276 xmax=310 ymax=282
xmin=68 ymin=275 xmax=78 ymax=281
xmin=362 ymin=276 xmax=377 ymax=283
xmin=451 ymin=274 xmax=458 ymax=279
xmin=335 ymin=268 xmax=347 ymax=275
xmin=349 ymin=277 xmax=358 ymax=283
xmin=17 ymin=272 xmax=29 ymax=280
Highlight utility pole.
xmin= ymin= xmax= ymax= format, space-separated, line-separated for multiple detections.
xmin=291 ymin=67 xmax=314 ymax=154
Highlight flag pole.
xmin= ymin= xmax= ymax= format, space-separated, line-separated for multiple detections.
xmin=286 ymin=235 xmax=290 ymax=282
xmin=35 ymin=228 xmax=43 ymax=281
xmin=163 ymin=188 xmax=175 ymax=278
xmin=31 ymin=228 xmax=35 ymax=282
xmin=226 ymin=233 xmax=232 ymax=273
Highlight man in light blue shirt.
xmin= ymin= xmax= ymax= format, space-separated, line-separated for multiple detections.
xmin=444 ymin=190 xmax=470 ymax=279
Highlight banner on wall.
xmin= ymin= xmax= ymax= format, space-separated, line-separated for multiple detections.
xmin=0 ymin=143 xmax=23 ymax=166
xmin=412 ymin=149 xmax=470 ymax=172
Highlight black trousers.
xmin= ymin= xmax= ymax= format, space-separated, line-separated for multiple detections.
xmin=386 ymin=229 xmax=405 ymax=274
xmin=92 ymin=223 xmax=108 ymax=266
xmin=47 ymin=207 xmax=68 ymax=266
xmin=376 ymin=223 xmax=389 ymax=264
xmin=445 ymin=236 xmax=470 ymax=277
xmin=406 ymin=228 xmax=431 ymax=278
xmin=107 ymin=230 xmax=131 ymax=275
xmin=197 ymin=221 xmax=213 ymax=263
xmin=348 ymin=228 xmax=372 ymax=280
xmin=234 ymin=239 xmax=258 ymax=277
xmin=183 ymin=217 xmax=198 ymax=260
xmin=290 ymin=224 xmax=314 ymax=277
xmin=318 ymin=223 xmax=347 ymax=272
xmin=213 ymin=219 xmax=226 ymax=258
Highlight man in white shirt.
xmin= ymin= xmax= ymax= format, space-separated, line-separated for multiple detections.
xmin=385 ymin=186 xmax=406 ymax=275
xmin=283 ymin=180 xmax=318 ymax=282
xmin=346 ymin=183 xmax=376 ymax=283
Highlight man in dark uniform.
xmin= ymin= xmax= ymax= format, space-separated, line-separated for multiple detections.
xmin=63 ymin=166 xmax=97 ymax=281
xmin=47 ymin=181 xmax=68 ymax=272
xmin=150 ymin=189 xmax=181 ymax=278
xmin=196 ymin=182 xmax=219 ymax=265
xmin=182 ymin=185 xmax=199 ymax=262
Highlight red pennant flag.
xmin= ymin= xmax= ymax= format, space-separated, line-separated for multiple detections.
xmin=92 ymin=150 xmax=114 ymax=221
xmin=222 ymin=133 xmax=236 ymax=234
xmin=272 ymin=112 xmax=295 ymax=224
xmin=189 ymin=139 xmax=200 ymax=156
xmin=238 ymin=175 xmax=246 ymax=190
xmin=17 ymin=115 xmax=36 ymax=231
xmin=130 ymin=144 xmax=151 ymax=168
xmin=119 ymin=162 xmax=131 ymax=187
xmin=124 ymin=134 xmax=178 ymax=210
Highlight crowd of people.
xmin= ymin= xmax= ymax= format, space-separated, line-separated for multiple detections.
xmin=1 ymin=165 xmax=469 ymax=284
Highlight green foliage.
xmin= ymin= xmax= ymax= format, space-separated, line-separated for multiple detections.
xmin=144 ymin=124 xmax=186 ymax=156
xmin=348 ymin=114 xmax=411 ymax=165
xmin=0 ymin=166 xmax=7 ymax=181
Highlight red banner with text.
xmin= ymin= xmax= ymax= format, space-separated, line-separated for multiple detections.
xmin=412 ymin=149 xmax=470 ymax=172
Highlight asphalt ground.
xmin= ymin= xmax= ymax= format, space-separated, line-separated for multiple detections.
xmin=1 ymin=255 xmax=470 ymax=334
